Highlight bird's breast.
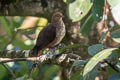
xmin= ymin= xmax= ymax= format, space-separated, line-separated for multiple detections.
xmin=52 ymin=21 xmax=66 ymax=47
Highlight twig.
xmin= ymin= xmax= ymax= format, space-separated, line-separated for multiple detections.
xmin=1 ymin=31 xmax=18 ymax=79
xmin=0 ymin=44 xmax=87 ymax=58
xmin=0 ymin=44 xmax=86 ymax=78
xmin=0 ymin=57 xmax=42 ymax=63
xmin=2 ymin=63 xmax=16 ymax=79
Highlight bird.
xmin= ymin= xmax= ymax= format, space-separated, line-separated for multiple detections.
xmin=30 ymin=12 xmax=66 ymax=56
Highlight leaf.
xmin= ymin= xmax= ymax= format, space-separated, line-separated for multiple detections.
xmin=13 ymin=39 xmax=33 ymax=50
xmin=116 ymin=62 xmax=120 ymax=72
xmin=73 ymin=59 xmax=88 ymax=68
xmin=106 ymin=53 xmax=119 ymax=75
xmin=15 ymin=62 xmax=29 ymax=77
xmin=37 ymin=18 xmax=48 ymax=27
xmin=67 ymin=0 xmax=93 ymax=22
xmin=88 ymin=44 xmax=105 ymax=56
xmin=81 ymin=65 xmax=99 ymax=80
xmin=106 ymin=66 xmax=117 ymax=76
xmin=12 ymin=16 xmax=23 ymax=29
xmin=0 ymin=65 xmax=9 ymax=80
xmin=107 ymin=0 xmax=120 ymax=7
xmin=17 ymin=17 xmax=39 ymax=30
xmin=115 ymin=49 xmax=120 ymax=57
xmin=111 ymin=4 xmax=120 ymax=25
xmin=80 ymin=14 xmax=94 ymax=37
xmin=83 ymin=48 xmax=118 ymax=79
xmin=0 ymin=17 xmax=13 ymax=37
xmin=92 ymin=0 xmax=104 ymax=21
xmin=71 ymin=69 xmax=82 ymax=80
xmin=107 ymin=0 xmax=120 ymax=25
xmin=43 ymin=65 xmax=59 ymax=80
xmin=110 ymin=29 xmax=120 ymax=43
xmin=59 ymin=44 xmax=88 ymax=54
xmin=0 ymin=35 xmax=9 ymax=50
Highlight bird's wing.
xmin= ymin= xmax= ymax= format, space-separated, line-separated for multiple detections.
xmin=35 ymin=23 xmax=56 ymax=50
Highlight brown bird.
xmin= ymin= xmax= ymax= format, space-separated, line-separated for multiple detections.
xmin=31 ymin=12 xmax=66 ymax=56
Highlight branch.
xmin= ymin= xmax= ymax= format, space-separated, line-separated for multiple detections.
xmin=0 ymin=0 xmax=66 ymax=17
xmin=0 ymin=44 xmax=87 ymax=68
xmin=0 ymin=52 xmax=72 ymax=68
xmin=59 ymin=44 xmax=88 ymax=53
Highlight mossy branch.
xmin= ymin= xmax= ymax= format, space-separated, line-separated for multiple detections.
xmin=59 ymin=44 xmax=88 ymax=54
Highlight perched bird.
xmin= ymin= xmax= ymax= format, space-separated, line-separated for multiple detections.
xmin=31 ymin=12 xmax=66 ymax=56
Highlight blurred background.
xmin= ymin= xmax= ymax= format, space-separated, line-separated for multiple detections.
xmin=0 ymin=16 xmax=62 ymax=80
xmin=0 ymin=0 xmax=120 ymax=80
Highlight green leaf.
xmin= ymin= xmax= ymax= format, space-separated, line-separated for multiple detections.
xmin=107 ymin=0 xmax=120 ymax=25
xmin=0 ymin=17 xmax=13 ymax=37
xmin=80 ymin=14 xmax=94 ymax=37
xmin=107 ymin=0 xmax=120 ymax=7
xmin=83 ymin=48 xmax=118 ymax=79
xmin=115 ymin=62 xmax=120 ymax=72
xmin=115 ymin=49 xmax=120 ymax=57
xmin=71 ymin=69 xmax=83 ymax=80
xmin=92 ymin=0 xmax=104 ymax=21
xmin=0 ymin=65 xmax=9 ymax=80
xmin=88 ymin=44 xmax=105 ymax=56
xmin=67 ymin=0 xmax=93 ymax=22
xmin=0 ymin=35 xmax=9 ymax=50
xmin=106 ymin=53 xmax=119 ymax=75
xmin=13 ymin=38 xmax=33 ymax=50
xmin=73 ymin=59 xmax=88 ymax=68
xmin=110 ymin=29 xmax=120 ymax=43
xmin=111 ymin=4 xmax=120 ymax=25
xmin=15 ymin=62 xmax=28 ymax=77
xmin=43 ymin=65 xmax=59 ymax=80
xmin=81 ymin=65 xmax=99 ymax=80
xmin=59 ymin=44 xmax=88 ymax=54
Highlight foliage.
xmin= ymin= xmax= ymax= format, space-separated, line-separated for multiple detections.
xmin=0 ymin=0 xmax=120 ymax=80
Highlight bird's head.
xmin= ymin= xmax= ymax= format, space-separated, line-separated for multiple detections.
xmin=51 ymin=12 xmax=63 ymax=22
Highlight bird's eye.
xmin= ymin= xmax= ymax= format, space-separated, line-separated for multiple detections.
xmin=56 ymin=15 xmax=60 ymax=17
